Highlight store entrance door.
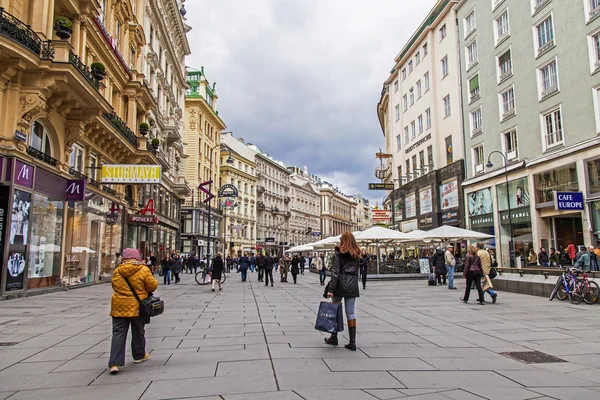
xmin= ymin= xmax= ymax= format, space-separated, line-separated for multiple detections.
xmin=552 ymin=217 xmax=584 ymax=251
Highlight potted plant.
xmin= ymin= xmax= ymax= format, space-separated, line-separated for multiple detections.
xmin=139 ymin=122 xmax=149 ymax=136
xmin=90 ymin=62 xmax=106 ymax=81
xmin=54 ymin=17 xmax=73 ymax=40
xmin=151 ymin=138 xmax=160 ymax=150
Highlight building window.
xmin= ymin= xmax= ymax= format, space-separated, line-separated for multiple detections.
xmin=411 ymin=121 xmax=416 ymax=139
xmin=396 ymin=134 xmax=401 ymax=152
xmin=423 ymin=43 xmax=428 ymax=56
xmin=424 ymin=72 xmax=430 ymax=91
xmin=498 ymin=49 xmax=513 ymax=81
xmin=416 ymin=80 xmax=422 ymax=99
xmin=89 ymin=153 xmax=98 ymax=180
xmin=495 ymin=11 xmax=509 ymax=44
xmin=115 ymin=19 xmax=121 ymax=50
xmin=425 ymin=108 xmax=431 ymax=128
xmin=504 ymin=129 xmax=518 ymax=160
xmin=590 ymin=32 xmax=600 ymax=72
xmin=29 ymin=120 xmax=52 ymax=156
xmin=415 ymin=52 xmax=421 ymax=65
xmin=500 ymin=87 xmax=515 ymax=120
xmin=408 ymin=60 xmax=413 ymax=73
xmin=403 ymin=94 xmax=408 ymax=111
xmin=465 ymin=11 xmax=476 ymax=36
xmin=471 ymin=108 xmax=483 ymax=135
xmin=69 ymin=144 xmax=84 ymax=172
xmin=441 ymin=56 xmax=449 ymax=77
xmin=402 ymin=68 xmax=407 ymax=80
xmin=473 ymin=145 xmax=485 ymax=174
xmin=395 ymin=104 xmax=400 ymax=121
xmin=149 ymin=24 xmax=153 ymax=47
xmin=536 ymin=15 xmax=554 ymax=56
xmin=394 ymin=80 xmax=399 ymax=92
xmin=404 ymin=126 xmax=409 ymax=143
xmin=542 ymin=107 xmax=563 ymax=149
xmin=427 ymin=145 xmax=434 ymax=168
xmin=443 ymin=95 xmax=451 ymax=117
xmin=397 ymin=166 xmax=402 ymax=180
xmin=469 ymin=75 xmax=480 ymax=102
xmin=406 ymin=160 xmax=410 ymax=177
xmin=409 ymin=88 xmax=414 ymax=105
xmin=418 ymin=115 xmax=423 ymax=134
xmin=440 ymin=24 xmax=447 ymax=41
xmin=467 ymin=40 xmax=478 ymax=68
xmin=446 ymin=136 xmax=453 ymax=164
xmin=419 ymin=151 xmax=425 ymax=168
xmin=412 ymin=155 xmax=417 ymax=174
xmin=539 ymin=59 xmax=559 ymax=99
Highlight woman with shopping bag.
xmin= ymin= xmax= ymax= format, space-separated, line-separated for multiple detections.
xmin=323 ymin=231 xmax=360 ymax=351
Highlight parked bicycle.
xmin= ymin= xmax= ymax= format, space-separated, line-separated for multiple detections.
xmin=549 ymin=266 xmax=577 ymax=302
xmin=195 ymin=268 xmax=227 ymax=285
xmin=549 ymin=266 xmax=598 ymax=304
xmin=570 ymin=268 xmax=599 ymax=305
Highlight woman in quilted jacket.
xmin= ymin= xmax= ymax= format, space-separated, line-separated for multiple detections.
xmin=325 ymin=232 xmax=360 ymax=351
xmin=108 ymin=248 xmax=158 ymax=375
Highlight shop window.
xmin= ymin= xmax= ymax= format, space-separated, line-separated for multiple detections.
xmin=29 ymin=121 xmax=52 ymax=156
xmin=69 ymin=144 xmax=84 ymax=173
xmin=588 ymin=159 xmax=600 ymax=194
xmin=534 ymin=165 xmax=578 ymax=204
xmin=89 ymin=153 xmax=98 ymax=181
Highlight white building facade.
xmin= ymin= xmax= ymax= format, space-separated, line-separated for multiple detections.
xmin=288 ymin=167 xmax=322 ymax=246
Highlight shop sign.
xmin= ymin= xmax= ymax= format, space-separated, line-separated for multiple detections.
xmin=14 ymin=160 xmax=34 ymax=189
xmin=470 ymin=213 xmax=494 ymax=228
xmin=279 ymin=242 xmax=288 ymax=246
xmin=405 ymin=193 xmax=416 ymax=218
xmin=265 ymin=237 xmax=275 ymax=243
xmin=555 ymin=192 xmax=584 ymax=211
xmin=419 ymin=215 xmax=433 ymax=229
xmin=371 ymin=209 xmax=391 ymax=221
xmin=218 ymin=184 xmax=239 ymax=198
xmin=101 ymin=164 xmax=162 ymax=184
xmin=66 ymin=180 xmax=86 ymax=201
xmin=405 ymin=132 xmax=431 ymax=154
xmin=312 ymin=231 xmax=322 ymax=236
xmin=140 ymin=199 xmax=155 ymax=215
xmin=368 ymin=182 xmax=394 ymax=190
xmin=439 ymin=179 xmax=459 ymax=211
xmin=105 ymin=214 xmax=119 ymax=225
xmin=129 ymin=214 xmax=158 ymax=224
xmin=500 ymin=208 xmax=531 ymax=225
xmin=441 ymin=210 xmax=459 ymax=225
xmin=6 ymin=189 xmax=30 ymax=291
xmin=401 ymin=219 xmax=418 ymax=232
xmin=14 ymin=130 xmax=27 ymax=142
xmin=419 ymin=187 xmax=432 ymax=215
xmin=467 ymin=187 xmax=493 ymax=216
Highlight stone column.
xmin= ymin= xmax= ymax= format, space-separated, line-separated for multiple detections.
xmin=127 ymin=95 xmax=137 ymax=130
xmin=577 ymin=159 xmax=594 ymax=247
xmin=71 ymin=15 xmax=81 ymax=56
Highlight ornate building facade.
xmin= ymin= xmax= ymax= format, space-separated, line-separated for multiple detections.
xmin=320 ymin=183 xmax=357 ymax=237
xmin=288 ymin=166 xmax=321 ymax=246
xmin=351 ymin=194 xmax=372 ymax=232
xmin=181 ymin=67 xmax=226 ymax=257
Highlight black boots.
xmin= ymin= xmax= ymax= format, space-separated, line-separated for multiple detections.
xmin=345 ymin=322 xmax=356 ymax=351
xmin=324 ymin=332 xmax=338 ymax=346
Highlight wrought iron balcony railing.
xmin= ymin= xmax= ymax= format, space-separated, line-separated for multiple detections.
xmin=27 ymin=146 xmax=57 ymax=166
xmin=68 ymin=51 xmax=99 ymax=90
xmin=0 ymin=7 xmax=54 ymax=59
xmin=103 ymin=111 xmax=139 ymax=147
xmin=68 ymin=167 xmax=88 ymax=181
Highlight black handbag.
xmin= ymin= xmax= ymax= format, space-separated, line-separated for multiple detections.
xmin=488 ymin=267 xmax=498 ymax=280
xmin=124 ymin=276 xmax=164 ymax=318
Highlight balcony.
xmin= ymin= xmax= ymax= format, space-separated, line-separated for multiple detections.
xmin=284 ymin=196 xmax=291 ymax=203
xmin=591 ymin=5 xmax=600 ymax=19
xmin=103 ymin=111 xmax=139 ymax=148
xmin=472 ymin=127 xmax=483 ymax=136
xmin=92 ymin=17 xmax=132 ymax=79
xmin=68 ymin=51 xmax=99 ymax=91
xmin=257 ymin=185 xmax=266 ymax=194
xmin=27 ymin=146 xmax=57 ymax=166
xmin=0 ymin=8 xmax=54 ymax=59
xmin=68 ymin=167 xmax=88 ymax=181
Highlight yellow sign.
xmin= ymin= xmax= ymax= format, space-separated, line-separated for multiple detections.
xmin=101 ymin=164 xmax=162 ymax=184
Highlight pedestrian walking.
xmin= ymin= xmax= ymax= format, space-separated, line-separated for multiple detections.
xmin=257 ymin=252 xmax=265 ymax=282
xmin=272 ymin=254 xmax=279 ymax=271
xmin=445 ymin=245 xmax=457 ymax=290
xmin=324 ymin=232 xmax=360 ymax=351
xmin=226 ymin=255 xmax=233 ymax=273
xmin=461 ymin=245 xmax=485 ymax=305
xmin=360 ymin=250 xmax=368 ymax=290
xmin=477 ymin=243 xmax=497 ymax=303
xmin=239 ymin=253 xmax=250 ymax=282
xmin=161 ymin=254 xmax=173 ymax=285
xmin=264 ymin=253 xmax=274 ymax=287
xmin=149 ymin=252 xmax=157 ymax=274
xmin=108 ymin=248 xmax=157 ymax=374
xmin=291 ymin=254 xmax=300 ymax=284
xmin=300 ymin=254 xmax=306 ymax=275
xmin=313 ymin=252 xmax=325 ymax=285
xmin=589 ymin=246 xmax=600 ymax=271
xmin=250 ymin=254 xmax=256 ymax=273
xmin=211 ymin=252 xmax=224 ymax=291
xmin=172 ymin=255 xmax=183 ymax=283
xmin=279 ymin=255 xmax=289 ymax=282
xmin=574 ymin=246 xmax=593 ymax=271
xmin=431 ymin=246 xmax=446 ymax=286
xmin=308 ymin=255 xmax=313 ymax=268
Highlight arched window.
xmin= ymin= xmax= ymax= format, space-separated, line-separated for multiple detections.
xmin=30 ymin=121 xmax=52 ymax=156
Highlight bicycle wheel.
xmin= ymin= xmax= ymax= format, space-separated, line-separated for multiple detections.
xmin=549 ymin=279 xmax=560 ymax=301
xmin=195 ymin=271 xmax=210 ymax=285
xmin=569 ymin=281 xmax=584 ymax=304
xmin=556 ymin=281 xmax=568 ymax=301
xmin=221 ymin=273 xmax=227 ymax=284
xmin=584 ymin=280 xmax=599 ymax=304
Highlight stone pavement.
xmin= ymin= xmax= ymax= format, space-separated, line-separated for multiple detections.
xmin=1 ymin=270 xmax=600 ymax=400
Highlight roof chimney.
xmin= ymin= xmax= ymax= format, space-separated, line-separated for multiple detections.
xmin=238 ymin=137 xmax=244 ymax=143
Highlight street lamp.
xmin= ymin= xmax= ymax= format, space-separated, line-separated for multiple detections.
xmin=203 ymin=146 xmax=234 ymax=264
xmin=486 ymin=151 xmax=514 ymax=268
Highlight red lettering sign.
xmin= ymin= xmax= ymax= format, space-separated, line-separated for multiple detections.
xmin=140 ymin=199 xmax=155 ymax=215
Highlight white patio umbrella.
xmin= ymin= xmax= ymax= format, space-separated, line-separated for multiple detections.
xmin=285 ymin=243 xmax=314 ymax=253
xmin=355 ymin=227 xmax=409 ymax=275
xmin=312 ymin=231 xmax=363 ymax=250
xmin=417 ymin=225 xmax=493 ymax=242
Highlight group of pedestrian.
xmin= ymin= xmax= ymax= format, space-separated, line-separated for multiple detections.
xmin=460 ymin=242 xmax=498 ymax=305
xmin=158 ymin=252 xmax=185 ymax=285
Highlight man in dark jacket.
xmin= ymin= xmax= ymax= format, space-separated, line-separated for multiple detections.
xmin=211 ymin=253 xmax=224 ymax=291
xmin=431 ymin=247 xmax=446 ymax=285
xmin=290 ymin=255 xmax=300 ymax=283
xmin=264 ymin=253 xmax=274 ymax=287
xmin=539 ymin=247 xmax=550 ymax=267
xmin=299 ymin=254 xmax=306 ymax=275
xmin=256 ymin=252 xmax=266 ymax=282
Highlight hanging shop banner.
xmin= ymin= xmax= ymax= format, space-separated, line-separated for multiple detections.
xmin=419 ymin=187 xmax=433 ymax=215
xmin=218 ymin=184 xmax=239 ymax=198
xmin=554 ymin=192 xmax=584 ymax=211
xmin=6 ymin=189 xmax=31 ymax=291
xmin=66 ymin=180 xmax=86 ymax=202
xmin=440 ymin=178 xmax=459 ymax=211
xmin=101 ymin=164 xmax=162 ymax=184
xmin=405 ymin=193 xmax=416 ymax=219
xmin=467 ymin=187 xmax=493 ymax=216
xmin=14 ymin=160 xmax=34 ymax=189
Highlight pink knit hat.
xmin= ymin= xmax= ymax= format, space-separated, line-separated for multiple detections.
xmin=121 ymin=248 xmax=141 ymax=261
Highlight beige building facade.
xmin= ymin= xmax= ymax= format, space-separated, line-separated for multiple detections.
xmin=320 ymin=183 xmax=357 ymax=237
xmin=351 ymin=195 xmax=372 ymax=232
xmin=288 ymin=166 xmax=321 ymax=246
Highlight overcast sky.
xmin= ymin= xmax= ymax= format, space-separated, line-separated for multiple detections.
xmin=185 ymin=0 xmax=437 ymax=206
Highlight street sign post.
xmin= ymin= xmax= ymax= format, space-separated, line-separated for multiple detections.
xmin=368 ymin=183 xmax=394 ymax=190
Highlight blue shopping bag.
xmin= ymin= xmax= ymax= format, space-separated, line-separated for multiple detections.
xmin=315 ymin=301 xmax=344 ymax=333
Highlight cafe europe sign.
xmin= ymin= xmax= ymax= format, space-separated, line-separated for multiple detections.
xmin=101 ymin=164 xmax=162 ymax=184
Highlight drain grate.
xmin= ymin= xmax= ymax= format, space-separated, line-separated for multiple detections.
xmin=0 ymin=342 xmax=19 ymax=347
xmin=501 ymin=351 xmax=566 ymax=364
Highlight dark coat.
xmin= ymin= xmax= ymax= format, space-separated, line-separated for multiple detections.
xmin=360 ymin=256 xmax=369 ymax=276
xmin=173 ymin=258 xmax=184 ymax=274
xmin=264 ymin=255 xmax=273 ymax=266
xmin=239 ymin=256 xmax=250 ymax=270
xmin=432 ymin=249 xmax=445 ymax=274
xmin=257 ymin=255 xmax=266 ymax=268
xmin=463 ymin=254 xmax=483 ymax=276
xmin=539 ymin=251 xmax=549 ymax=264
xmin=211 ymin=256 xmax=224 ymax=280
xmin=161 ymin=258 xmax=173 ymax=272
xmin=291 ymin=257 xmax=300 ymax=274
xmin=300 ymin=256 xmax=306 ymax=265
xmin=329 ymin=252 xmax=360 ymax=298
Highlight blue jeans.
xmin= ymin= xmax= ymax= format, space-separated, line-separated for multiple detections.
xmin=332 ymin=297 xmax=356 ymax=320
xmin=446 ymin=265 xmax=455 ymax=288
xmin=163 ymin=270 xmax=171 ymax=285
xmin=241 ymin=269 xmax=247 ymax=281
xmin=319 ymin=269 xmax=326 ymax=284
xmin=541 ymin=262 xmax=549 ymax=267
xmin=273 ymin=263 xmax=278 ymax=270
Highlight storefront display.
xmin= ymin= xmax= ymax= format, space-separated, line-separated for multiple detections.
xmin=468 ymin=187 xmax=494 ymax=248
xmin=496 ymin=177 xmax=532 ymax=268
xmin=6 ymin=189 xmax=30 ymax=291
xmin=534 ymin=164 xmax=578 ymax=204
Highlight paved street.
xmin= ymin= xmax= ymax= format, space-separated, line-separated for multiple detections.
xmin=1 ymin=272 xmax=600 ymax=400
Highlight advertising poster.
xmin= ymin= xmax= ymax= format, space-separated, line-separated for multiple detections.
xmin=6 ymin=189 xmax=30 ymax=291
xmin=467 ymin=187 xmax=493 ymax=216
xmin=0 ymin=187 xmax=9 ymax=288
xmin=497 ymin=177 xmax=530 ymax=211
xmin=405 ymin=193 xmax=416 ymax=218
xmin=419 ymin=187 xmax=433 ymax=215
xmin=439 ymin=179 xmax=459 ymax=210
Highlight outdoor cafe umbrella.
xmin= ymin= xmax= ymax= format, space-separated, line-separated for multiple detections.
xmin=354 ymin=226 xmax=409 ymax=275
xmin=285 ymin=243 xmax=314 ymax=253
xmin=416 ymin=225 xmax=493 ymax=242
